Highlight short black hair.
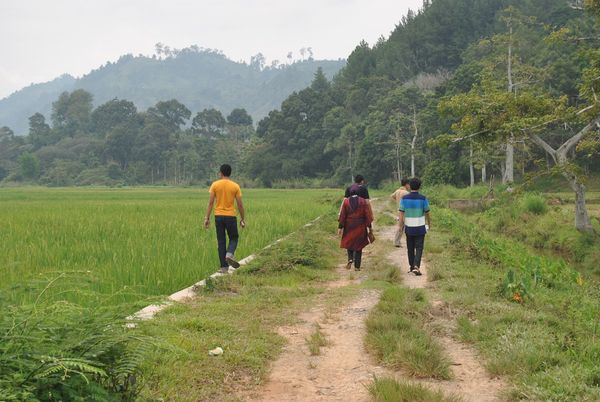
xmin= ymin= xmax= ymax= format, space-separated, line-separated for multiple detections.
xmin=401 ymin=178 xmax=409 ymax=186
xmin=409 ymin=177 xmax=422 ymax=191
xmin=220 ymin=164 xmax=232 ymax=177
xmin=354 ymin=174 xmax=364 ymax=184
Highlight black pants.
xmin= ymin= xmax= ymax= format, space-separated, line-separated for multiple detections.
xmin=215 ymin=216 xmax=239 ymax=268
xmin=347 ymin=249 xmax=363 ymax=269
xmin=406 ymin=234 xmax=425 ymax=269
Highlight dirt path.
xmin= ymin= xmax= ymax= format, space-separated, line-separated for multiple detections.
xmin=379 ymin=219 xmax=505 ymax=402
xmin=244 ymin=263 xmax=385 ymax=402
xmin=243 ymin=200 xmax=504 ymax=402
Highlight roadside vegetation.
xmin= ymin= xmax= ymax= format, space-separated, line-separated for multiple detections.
xmin=366 ymin=287 xmax=451 ymax=379
xmin=0 ymin=286 xmax=158 ymax=401
xmin=136 ymin=214 xmax=340 ymax=401
xmin=427 ymin=199 xmax=600 ymax=400
xmin=368 ymin=377 xmax=461 ymax=402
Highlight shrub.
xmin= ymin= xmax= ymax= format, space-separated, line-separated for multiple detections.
xmin=422 ymin=160 xmax=457 ymax=186
xmin=521 ymin=193 xmax=548 ymax=215
xmin=0 ymin=280 xmax=156 ymax=401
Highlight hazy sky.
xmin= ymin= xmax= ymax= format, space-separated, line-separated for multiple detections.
xmin=0 ymin=0 xmax=422 ymax=99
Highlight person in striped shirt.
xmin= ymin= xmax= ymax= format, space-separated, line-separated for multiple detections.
xmin=398 ymin=177 xmax=431 ymax=276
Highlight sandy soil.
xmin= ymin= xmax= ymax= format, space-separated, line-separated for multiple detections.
xmin=244 ymin=264 xmax=385 ymax=402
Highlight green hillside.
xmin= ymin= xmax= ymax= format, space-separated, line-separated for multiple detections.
xmin=0 ymin=49 xmax=345 ymax=134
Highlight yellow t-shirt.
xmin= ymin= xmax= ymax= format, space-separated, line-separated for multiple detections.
xmin=391 ymin=188 xmax=409 ymax=202
xmin=209 ymin=179 xmax=242 ymax=216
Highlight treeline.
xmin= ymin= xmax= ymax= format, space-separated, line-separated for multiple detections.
xmin=0 ymin=47 xmax=345 ymax=135
xmin=0 ymin=89 xmax=256 ymax=186
xmin=1 ymin=0 xmax=599 ymax=199
xmin=246 ymin=0 xmax=600 ymax=188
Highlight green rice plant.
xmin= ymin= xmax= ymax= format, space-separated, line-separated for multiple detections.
xmin=0 ymin=187 xmax=338 ymax=306
xmin=368 ymin=377 xmax=462 ymax=402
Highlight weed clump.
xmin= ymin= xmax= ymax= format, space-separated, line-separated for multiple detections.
xmin=365 ymin=287 xmax=451 ymax=379
xmin=368 ymin=376 xmax=461 ymax=402
xmin=521 ymin=193 xmax=548 ymax=215
xmin=306 ymin=323 xmax=329 ymax=355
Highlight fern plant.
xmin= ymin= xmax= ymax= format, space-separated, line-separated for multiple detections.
xmin=0 ymin=276 xmax=159 ymax=401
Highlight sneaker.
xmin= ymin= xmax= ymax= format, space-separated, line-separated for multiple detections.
xmin=220 ymin=267 xmax=229 ymax=274
xmin=346 ymin=260 xmax=353 ymax=270
xmin=225 ymin=253 xmax=240 ymax=268
xmin=413 ymin=268 xmax=422 ymax=276
xmin=408 ymin=266 xmax=415 ymax=273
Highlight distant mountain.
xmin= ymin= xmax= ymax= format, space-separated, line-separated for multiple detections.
xmin=0 ymin=50 xmax=345 ymax=134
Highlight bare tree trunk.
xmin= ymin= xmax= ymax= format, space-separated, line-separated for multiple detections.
xmin=394 ymin=125 xmax=402 ymax=182
xmin=348 ymin=140 xmax=353 ymax=183
xmin=396 ymin=143 xmax=401 ymax=183
xmin=503 ymin=21 xmax=515 ymax=185
xmin=545 ymin=152 xmax=552 ymax=171
xmin=568 ymin=175 xmax=594 ymax=232
xmin=481 ymin=164 xmax=487 ymax=183
xmin=503 ymin=136 xmax=514 ymax=184
xmin=469 ymin=143 xmax=475 ymax=187
xmin=411 ymin=106 xmax=418 ymax=177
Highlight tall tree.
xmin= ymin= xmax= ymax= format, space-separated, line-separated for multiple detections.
xmin=28 ymin=113 xmax=52 ymax=149
xmin=91 ymin=99 xmax=138 ymax=136
xmin=226 ymin=108 xmax=253 ymax=126
xmin=192 ymin=108 xmax=226 ymax=137
xmin=147 ymin=99 xmax=191 ymax=130
xmin=19 ymin=152 xmax=40 ymax=180
xmin=51 ymin=89 xmax=94 ymax=137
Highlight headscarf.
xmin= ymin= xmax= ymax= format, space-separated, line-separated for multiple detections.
xmin=348 ymin=187 xmax=360 ymax=211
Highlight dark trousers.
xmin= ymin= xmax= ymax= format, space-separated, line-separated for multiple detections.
xmin=347 ymin=249 xmax=363 ymax=269
xmin=406 ymin=234 xmax=425 ymax=268
xmin=215 ymin=216 xmax=239 ymax=268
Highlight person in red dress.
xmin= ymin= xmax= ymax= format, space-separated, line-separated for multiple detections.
xmin=338 ymin=188 xmax=374 ymax=271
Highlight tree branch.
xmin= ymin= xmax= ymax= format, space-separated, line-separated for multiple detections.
xmin=557 ymin=115 xmax=600 ymax=158
xmin=452 ymin=129 xmax=489 ymax=143
xmin=529 ymin=133 xmax=557 ymax=163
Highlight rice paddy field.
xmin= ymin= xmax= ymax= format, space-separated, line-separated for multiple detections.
xmin=0 ymin=187 xmax=339 ymax=306
xmin=545 ymin=191 xmax=600 ymax=219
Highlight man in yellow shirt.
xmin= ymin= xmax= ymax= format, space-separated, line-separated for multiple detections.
xmin=390 ymin=178 xmax=410 ymax=247
xmin=204 ymin=164 xmax=246 ymax=273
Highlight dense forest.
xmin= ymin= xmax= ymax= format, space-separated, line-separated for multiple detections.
xmin=1 ymin=0 xmax=599 ymax=222
xmin=0 ymin=47 xmax=345 ymax=134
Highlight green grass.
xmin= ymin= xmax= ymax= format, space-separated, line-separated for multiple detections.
xmin=365 ymin=287 xmax=451 ymax=380
xmin=430 ymin=208 xmax=600 ymax=401
xmin=0 ymin=187 xmax=340 ymax=306
xmin=307 ymin=323 xmax=329 ymax=355
xmin=520 ymin=193 xmax=548 ymax=215
xmin=368 ymin=377 xmax=461 ymax=402
xmin=136 ymin=214 xmax=340 ymax=401
xmin=472 ymin=192 xmax=600 ymax=279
